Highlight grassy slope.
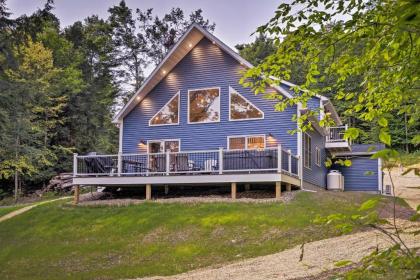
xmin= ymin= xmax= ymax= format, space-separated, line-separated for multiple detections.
xmin=0 ymin=192 xmax=390 ymax=280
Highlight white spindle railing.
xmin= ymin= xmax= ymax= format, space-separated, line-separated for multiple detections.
xmin=74 ymin=147 xmax=300 ymax=178
xmin=326 ymin=125 xmax=348 ymax=143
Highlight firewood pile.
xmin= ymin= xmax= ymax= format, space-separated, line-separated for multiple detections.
xmin=45 ymin=173 xmax=73 ymax=192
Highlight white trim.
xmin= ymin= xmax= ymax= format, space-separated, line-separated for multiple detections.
xmin=147 ymin=139 xmax=181 ymax=153
xmin=148 ymin=91 xmax=180 ymax=126
xmin=315 ymin=146 xmax=321 ymax=167
xmin=74 ymin=173 xmax=283 ymax=185
xmin=227 ymin=134 xmax=266 ymax=150
xmin=187 ymin=87 xmax=221 ymax=124
xmin=378 ymin=158 xmax=383 ymax=193
xmin=303 ymin=132 xmax=312 ymax=170
xmin=228 ymin=86 xmax=264 ymax=121
xmin=118 ymin=119 xmax=123 ymax=153
xmin=297 ymin=102 xmax=303 ymax=188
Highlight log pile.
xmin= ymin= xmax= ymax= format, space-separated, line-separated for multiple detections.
xmin=45 ymin=173 xmax=73 ymax=192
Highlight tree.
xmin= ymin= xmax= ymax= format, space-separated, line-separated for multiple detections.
xmin=108 ymin=0 xmax=148 ymax=93
xmin=236 ymin=33 xmax=276 ymax=66
xmin=138 ymin=7 xmax=215 ymax=65
xmin=108 ymin=1 xmax=216 ymax=100
xmin=2 ymin=39 xmax=63 ymax=199
xmin=64 ymin=16 xmax=119 ymax=155
xmin=241 ymin=0 xmax=420 ymax=150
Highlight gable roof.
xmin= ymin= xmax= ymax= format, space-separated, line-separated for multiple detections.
xmin=112 ymin=23 xmax=293 ymax=123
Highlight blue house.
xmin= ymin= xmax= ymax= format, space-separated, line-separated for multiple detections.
xmin=72 ymin=24 xmax=384 ymax=199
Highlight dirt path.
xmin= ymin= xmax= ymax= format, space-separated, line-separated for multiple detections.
xmin=138 ymin=219 xmax=419 ymax=280
xmin=0 ymin=197 xmax=70 ymax=223
xmin=384 ymin=166 xmax=420 ymax=210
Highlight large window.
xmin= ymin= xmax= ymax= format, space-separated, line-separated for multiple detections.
xmin=188 ymin=87 xmax=220 ymax=123
xmin=228 ymin=135 xmax=265 ymax=150
xmin=229 ymin=87 xmax=263 ymax=121
xmin=304 ymin=133 xmax=312 ymax=169
xmin=149 ymin=92 xmax=179 ymax=126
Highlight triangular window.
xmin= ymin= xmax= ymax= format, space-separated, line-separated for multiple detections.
xmin=149 ymin=91 xmax=180 ymax=126
xmin=229 ymin=87 xmax=264 ymax=121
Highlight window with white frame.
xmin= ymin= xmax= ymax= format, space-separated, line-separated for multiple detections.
xmin=303 ymin=133 xmax=312 ymax=169
xmin=315 ymin=146 xmax=321 ymax=166
xmin=149 ymin=92 xmax=179 ymax=126
xmin=228 ymin=135 xmax=265 ymax=150
xmin=148 ymin=139 xmax=180 ymax=153
xmin=188 ymin=87 xmax=220 ymax=123
xmin=229 ymin=87 xmax=263 ymax=121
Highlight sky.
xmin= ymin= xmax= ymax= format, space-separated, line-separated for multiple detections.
xmin=7 ymin=0 xmax=282 ymax=49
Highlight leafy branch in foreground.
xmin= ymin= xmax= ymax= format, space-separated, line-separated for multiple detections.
xmin=314 ymin=148 xmax=420 ymax=278
xmin=240 ymin=0 xmax=419 ymax=148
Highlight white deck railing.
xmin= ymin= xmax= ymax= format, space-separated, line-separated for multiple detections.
xmin=73 ymin=146 xmax=300 ymax=178
xmin=326 ymin=125 xmax=349 ymax=143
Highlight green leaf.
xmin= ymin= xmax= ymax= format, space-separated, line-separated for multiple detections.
xmin=379 ymin=129 xmax=391 ymax=146
xmin=378 ymin=117 xmax=388 ymax=127
xmin=334 ymin=260 xmax=353 ymax=267
xmin=344 ymin=159 xmax=352 ymax=167
xmin=358 ymin=199 xmax=379 ymax=211
xmin=364 ymin=171 xmax=374 ymax=176
xmin=344 ymin=128 xmax=360 ymax=140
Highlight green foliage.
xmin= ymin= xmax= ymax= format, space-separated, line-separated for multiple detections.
xmin=241 ymin=0 xmax=420 ymax=150
xmin=236 ymin=33 xmax=276 ymax=65
xmin=0 ymin=1 xmax=215 ymax=195
xmin=339 ymin=246 xmax=420 ymax=280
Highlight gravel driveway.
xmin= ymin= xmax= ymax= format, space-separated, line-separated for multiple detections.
xmin=136 ymin=219 xmax=419 ymax=280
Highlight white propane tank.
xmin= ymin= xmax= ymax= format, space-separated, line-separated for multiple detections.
xmin=327 ymin=170 xmax=343 ymax=191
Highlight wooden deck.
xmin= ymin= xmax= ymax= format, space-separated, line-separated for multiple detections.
xmin=72 ymin=146 xmax=302 ymax=203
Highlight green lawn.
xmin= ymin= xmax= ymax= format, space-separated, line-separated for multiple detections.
xmin=0 ymin=205 xmax=26 ymax=218
xmin=0 ymin=191 xmax=399 ymax=280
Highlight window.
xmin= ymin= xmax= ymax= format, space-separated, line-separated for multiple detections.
xmin=229 ymin=87 xmax=263 ymax=121
xmin=228 ymin=135 xmax=265 ymax=150
xmin=315 ymin=147 xmax=321 ymax=167
xmin=188 ymin=87 xmax=220 ymax=123
xmin=148 ymin=139 xmax=180 ymax=153
xmin=303 ymin=133 xmax=312 ymax=169
xmin=149 ymin=92 xmax=179 ymax=126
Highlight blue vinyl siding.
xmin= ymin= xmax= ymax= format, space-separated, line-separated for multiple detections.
xmin=307 ymin=97 xmax=321 ymax=120
xmin=302 ymin=129 xmax=328 ymax=188
xmin=335 ymin=157 xmax=379 ymax=192
xmin=123 ymin=38 xmax=298 ymax=154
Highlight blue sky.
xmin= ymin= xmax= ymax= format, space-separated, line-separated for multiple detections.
xmin=8 ymin=0 xmax=281 ymax=49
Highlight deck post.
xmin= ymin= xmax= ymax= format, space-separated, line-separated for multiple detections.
xmin=165 ymin=150 xmax=170 ymax=175
xmin=277 ymin=144 xmax=282 ymax=173
xmin=286 ymin=183 xmax=292 ymax=192
xmin=244 ymin=183 xmax=251 ymax=191
xmin=117 ymin=152 xmax=122 ymax=176
xmin=146 ymin=184 xmax=152 ymax=200
xmin=231 ymin=182 xmax=237 ymax=199
xmin=275 ymin=182 xmax=281 ymax=199
xmin=288 ymin=149 xmax=292 ymax=173
xmin=73 ymin=185 xmax=80 ymax=204
xmin=73 ymin=153 xmax=78 ymax=177
xmin=164 ymin=185 xmax=169 ymax=195
xmin=219 ymin=147 xmax=223 ymax=174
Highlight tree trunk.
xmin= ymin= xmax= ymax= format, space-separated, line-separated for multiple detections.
xmin=404 ymin=112 xmax=409 ymax=153
xmin=14 ymin=170 xmax=19 ymax=203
